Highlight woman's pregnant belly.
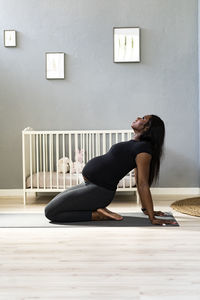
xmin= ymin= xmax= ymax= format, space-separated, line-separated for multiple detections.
xmin=82 ymin=154 xmax=118 ymax=190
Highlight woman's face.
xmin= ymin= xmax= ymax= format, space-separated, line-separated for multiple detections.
xmin=131 ymin=115 xmax=151 ymax=132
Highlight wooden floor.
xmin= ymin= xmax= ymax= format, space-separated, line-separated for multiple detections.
xmin=0 ymin=193 xmax=200 ymax=300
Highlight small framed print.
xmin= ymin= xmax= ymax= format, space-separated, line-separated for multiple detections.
xmin=45 ymin=52 xmax=65 ymax=79
xmin=113 ymin=27 xmax=140 ymax=63
xmin=4 ymin=30 xmax=17 ymax=47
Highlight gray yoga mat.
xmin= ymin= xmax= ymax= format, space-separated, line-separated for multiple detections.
xmin=0 ymin=212 xmax=179 ymax=228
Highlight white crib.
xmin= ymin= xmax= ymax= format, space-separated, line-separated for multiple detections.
xmin=22 ymin=128 xmax=138 ymax=205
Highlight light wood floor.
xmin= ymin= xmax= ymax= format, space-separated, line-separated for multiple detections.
xmin=0 ymin=193 xmax=200 ymax=300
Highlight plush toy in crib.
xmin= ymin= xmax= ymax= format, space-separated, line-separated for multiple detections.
xmin=71 ymin=149 xmax=85 ymax=174
xmin=57 ymin=157 xmax=71 ymax=173
xmin=57 ymin=149 xmax=85 ymax=174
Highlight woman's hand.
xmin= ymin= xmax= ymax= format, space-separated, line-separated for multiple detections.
xmin=142 ymin=209 xmax=168 ymax=217
xmin=153 ymin=210 xmax=168 ymax=217
xmin=151 ymin=218 xmax=178 ymax=226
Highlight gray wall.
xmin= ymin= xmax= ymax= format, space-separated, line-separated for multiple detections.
xmin=199 ymin=0 xmax=200 ymax=186
xmin=0 ymin=0 xmax=198 ymax=188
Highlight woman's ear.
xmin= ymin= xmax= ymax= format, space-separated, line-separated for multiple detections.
xmin=143 ymin=121 xmax=150 ymax=132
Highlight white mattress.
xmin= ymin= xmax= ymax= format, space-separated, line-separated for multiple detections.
xmin=26 ymin=172 xmax=136 ymax=189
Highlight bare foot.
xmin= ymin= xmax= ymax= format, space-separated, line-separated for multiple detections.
xmin=103 ymin=207 xmax=124 ymax=220
xmin=97 ymin=208 xmax=123 ymax=221
xmin=92 ymin=210 xmax=111 ymax=221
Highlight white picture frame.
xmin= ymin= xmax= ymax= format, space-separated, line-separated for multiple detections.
xmin=4 ymin=30 xmax=17 ymax=47
xmin=113 ymin=27 xmax=140 ymax=63
xmin=45 ymin=52 xmax=65 ymax=79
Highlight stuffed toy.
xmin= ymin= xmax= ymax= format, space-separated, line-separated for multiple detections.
xmin=57 ymin=149 xmax=85 ymax=174
xmin=57 ymin=157 xmax=71 ymax=173
xmin=71 ymin=149 xmax=85 ymax=174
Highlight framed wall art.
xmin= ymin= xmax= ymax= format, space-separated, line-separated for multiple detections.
xmin=4 ymin=30 xmax=17 ymax=47
xmin=45 ymin=52 xmax=65 ymax=79
xmin=113 ymin=27 xmax=140 ymax=63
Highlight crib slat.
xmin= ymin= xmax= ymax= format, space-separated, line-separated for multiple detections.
xmin=116 ymin=133 xmax=118 ymax=143
xmin=86 ymin=134 xmax=88 ymax=162
xmin=88 ymin=133 xmax=91 ymax=160
xmin=129 ymin=129 xmax=133 ymax=189
xmin=45 ymin=134 xmax=48 ymax=175
xmin=62 ymin=134 xmax=64 ymax=189
xmin=69 ymin=133 xmax=72 ymax=187
xmin=109 ymin=133 xmax=112 ymax=150
xmin=56 ymin=134 xmax=59 ymax=189
xmin=75 ymin=133 xmax=78 ymax=185
xmin=92 ymin=133 xmax=94 ymax=158
xmin=90 ymin=133 xmax=92 ymax=158
xmin=43 ymin=134 xmax=46 ymax=189
xmin=33 ymin=135 xmax=35 ymax=174
xmin=81 ymin=134 xmax=84 ymax=165
xmin=122 ymin=133 xmax=125 ymax=188
xmin=80 ymin=133 xmax=83 ymax=150
xmin=49 ymin=134 xmax=52 ymax=189
xmin=98 ymin=133 xmax=101 ymax=156
xmin=95 ymin=133 xmax=98 ymax=156
xmin=30 ymin=135 xmax=33 ymax=189
xmin=103 ymin=133 xmax=106 ymax=154
xmin=40 ymin=134 xmax=42 ymax=172
xmin=36 ymin=134 xmax=39 ymax=189
xmin=22 ymin=132 xmax=26 ymax=205
xmin=82 ymin=133 xmax=85 ymax=165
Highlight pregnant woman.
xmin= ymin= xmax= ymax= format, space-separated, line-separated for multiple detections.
xmin=45 ymin=115 xmax=177 ymax=226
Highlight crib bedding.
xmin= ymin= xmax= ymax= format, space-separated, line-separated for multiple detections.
xmin=26 ymin=172 xmax=136 ymax=189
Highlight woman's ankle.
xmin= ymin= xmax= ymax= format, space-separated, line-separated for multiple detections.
xmin=92 ymin=211 xmax=100 ymax=220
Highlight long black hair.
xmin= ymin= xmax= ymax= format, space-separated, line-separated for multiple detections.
xmin=139 ymin=115 xmax=165 ymax=186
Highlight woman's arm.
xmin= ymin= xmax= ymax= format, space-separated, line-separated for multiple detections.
xmin=134 ymin=168 xmax=148 ymax=211
xmin=135 ymin=166 xmax=169 ymax=217
xmin=135 ymin=153 xmax=177 ymax=225
xmin=135 ymin=153 xmax=154 ymax=221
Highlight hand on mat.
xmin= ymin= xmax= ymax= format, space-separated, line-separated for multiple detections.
xmin=143 ymin=210 xmax=168 ymax=217
xmin=151 ymin=218 xmax=178 ymax=226
xmin=153 ymin=210 xmax=168 ymax=217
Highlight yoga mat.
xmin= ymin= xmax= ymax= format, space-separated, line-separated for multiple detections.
xmin=0 ymin=212 xmax=179 ymax=228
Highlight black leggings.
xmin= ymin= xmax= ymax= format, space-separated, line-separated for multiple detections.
xmin=44 ymin=181 xmax=116 ymax=222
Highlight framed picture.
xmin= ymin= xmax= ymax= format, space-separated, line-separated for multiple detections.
xmin=45 ymin=52 xmax=65 ymax=79
xmin=113 ymin=27 xmax=140 ymax=63
xmin=4 ymin=30 xmax=17 ymax=47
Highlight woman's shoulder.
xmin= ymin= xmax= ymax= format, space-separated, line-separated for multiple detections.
xmin=134 ymin=140 xmax=153 ymax=154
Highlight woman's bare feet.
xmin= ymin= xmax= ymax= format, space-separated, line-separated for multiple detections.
xmin=91 ymin=208 xmax=123 ymax=221
xmin=103 ymin=207 xmax=124 ymax=220
xmin=92 ymin=210 xmax=110 ymax=221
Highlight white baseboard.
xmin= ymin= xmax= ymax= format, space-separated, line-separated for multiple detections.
xmin=150 ymin=188 xmax=200 ymax=195
xmin=0 ymin=188 xmax=199 ymax=197
xmin=0 ymin=190 xmax=34 ymax=197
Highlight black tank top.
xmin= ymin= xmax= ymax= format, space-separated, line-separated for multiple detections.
xmin=82 ymin=140 xmax=152 ymax=191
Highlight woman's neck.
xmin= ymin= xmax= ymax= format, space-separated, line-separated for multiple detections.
xmin=133 ymin=133 xmax=141 ymax=141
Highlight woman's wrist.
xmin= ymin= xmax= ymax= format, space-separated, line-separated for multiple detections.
xmin=141 ymin=208 xmax=147 ymax=212
xmin=141 ymin=208 xmax=154 ymax=220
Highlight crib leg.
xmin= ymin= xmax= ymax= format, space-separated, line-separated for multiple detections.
xmin=23 ymin=191 xmax=26 ymax=205
xmin=136 ymin=190 xmax=140 ymax=205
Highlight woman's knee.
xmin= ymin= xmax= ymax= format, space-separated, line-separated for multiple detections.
xmin=44 ymin=204 xmax=55 ymax=220
xmin=44 ymin=193 xmax=65 ymax=220
xmin=44 ymin=193 xmax=70 ymax=220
